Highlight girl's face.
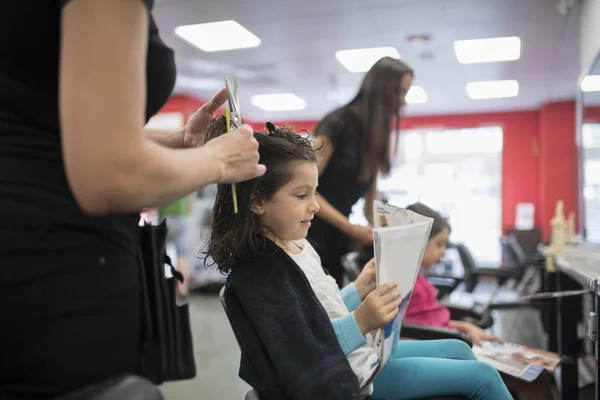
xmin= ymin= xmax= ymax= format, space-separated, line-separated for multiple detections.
xmin=252 ymin=162 xmax=320 ymax=243
xmin=421 ymin=227 xmax=450 ymax=269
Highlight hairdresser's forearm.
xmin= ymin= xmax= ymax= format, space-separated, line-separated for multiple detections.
xmin=364 ymin=203 xmax=374 ymax=226
xmin=143 ymin=127 xmax=185 ymax=149
xmin=316 ymin=194 xmax=352 ymax=234
xmin=75 ymin=140 xmax=220 ymax=215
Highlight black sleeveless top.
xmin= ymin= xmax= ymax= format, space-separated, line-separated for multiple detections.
xmin=307 ymin=108 xmax=375 ymax=258
xmin=0 ymin=0 xmax=176 ymax=257
xmin=313 ymin=108 xmax=374 ymax=218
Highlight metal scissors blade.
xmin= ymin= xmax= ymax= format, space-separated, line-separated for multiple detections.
xmin=225 ymin=77 xmax=241 ymax=130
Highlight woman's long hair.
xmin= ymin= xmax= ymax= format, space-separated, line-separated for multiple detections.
xmin=202 ymin=117 xmax=318 ymax=273
xmin=317 ymin=57 xmax=413 ymax=181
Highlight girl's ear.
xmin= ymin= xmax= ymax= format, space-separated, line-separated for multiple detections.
xmin=250 ymin=193 xmax=264 ymax=215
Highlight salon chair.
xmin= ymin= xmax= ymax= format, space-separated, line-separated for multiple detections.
xmin=454 ymin=243 xmax=521 ymax=294
xmin=219 ymin=287 xmax=468 ymax=400
xmin=451 ymin=242 xmax=542 ymax=312
xmin=500 ymin=235 xmax=543 ymax=294
xmin=54 ymin=375 xmax=163 ymax=400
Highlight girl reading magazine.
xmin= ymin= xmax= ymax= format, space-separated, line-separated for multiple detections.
xmin=204 ymin=117 xmax=512 ymax=400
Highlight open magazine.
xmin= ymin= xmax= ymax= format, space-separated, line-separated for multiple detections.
xmin=472 ymin=341 xmax=562 ymax=382
xmin=364 ymin=201 xmax=433 ymax=385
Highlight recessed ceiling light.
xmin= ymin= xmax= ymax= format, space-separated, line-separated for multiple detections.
xmin=466 ymin=80 xmax=519 ymax=99
xmin=454 ymin=36 xmax=521 ymax=64
xmin=251 ymin=93 xmax=307 ymax=112
xmin=174 ymin=20 xmax=261 ymax=52
xmin=405 ymin=86 xmax=428 ymax=104
xmin=581 ymin=75 xmax=600 ymax=92
xmin=335 ymin=47 xmax=401 ymax=73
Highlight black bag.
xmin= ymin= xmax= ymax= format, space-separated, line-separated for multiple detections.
xmin=138 ymin=219 xmax=196 ymax=384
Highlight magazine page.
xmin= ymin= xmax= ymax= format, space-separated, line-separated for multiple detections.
xmin=365 ymin=201 xmax=433 ymax=385
xmin=472 ymin=341 xmax=562 ymax=382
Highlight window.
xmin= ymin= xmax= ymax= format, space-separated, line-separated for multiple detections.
xmin=583 ymin=123 xmax=600 ymax=243
xmin=350 ymin=126 xmax=503 ymax=264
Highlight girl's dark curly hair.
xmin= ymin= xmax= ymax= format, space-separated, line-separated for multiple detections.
xmin=203 ymin=116 xmax=318 ymax=273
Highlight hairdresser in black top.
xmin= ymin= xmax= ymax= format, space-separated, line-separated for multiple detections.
xmin=307 ymin=57 xmax=414 ymax=287
xmin=0 ymin=1 xmax=264 ymax=399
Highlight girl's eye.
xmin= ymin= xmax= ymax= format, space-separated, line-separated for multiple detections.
xmin=296 ymin=194 xmax=308 ymax=200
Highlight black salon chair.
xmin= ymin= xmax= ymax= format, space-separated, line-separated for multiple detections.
xmin=401 ymin=324 xmax=473 ymax=346
xmin=453 ymin=242 xmax=544 ymax=312
xmin=218 ymin=287 xmax=467 ymax=400
xmin=54 ymin=375 xmax=163 ymax=400
xmin=454 ymin=243 xmax=521 ymax=294
xmin=500 ymin=235 xmax=543 ymax=295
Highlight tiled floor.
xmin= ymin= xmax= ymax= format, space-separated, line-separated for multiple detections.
xmin=159 ymin=291 xmax=549 ymax=400
xmin=161 ymin=293 xmax=250 ymax=400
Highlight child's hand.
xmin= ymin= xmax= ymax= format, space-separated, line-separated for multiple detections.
xmin=354 ymin=282 xmax=401 ymax=335
xmin=453 ymin=321 xmax=504 ymax=346
xmin=355 ymin=258 xmax=376 ymax=300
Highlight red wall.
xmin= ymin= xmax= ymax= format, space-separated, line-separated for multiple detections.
xmin=159 ymin=96 xmax=579 ymax=237
xmin=538 ymin=102 xmax=578 ymax=236
xmin=157 ymin=94 xmax=205 ymax=122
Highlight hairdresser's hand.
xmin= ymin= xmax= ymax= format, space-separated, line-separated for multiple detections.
xmin=354 ymin=282 xmax=401 ymax=335
xmin=346 ymin=224 xmax=373 ymax=245
xmin=205 ymin=124 xmax=266 ymax=183
xmin=183 ymin=88 xmax=229 ymax=149
xmin=355 ymin=258 xmax=376 ymax=300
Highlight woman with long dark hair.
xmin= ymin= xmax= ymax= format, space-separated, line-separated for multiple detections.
xmin=308 ymin=56 xmax=414 ymax=286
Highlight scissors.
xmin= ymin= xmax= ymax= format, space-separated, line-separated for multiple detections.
xmin=224 ymin=77 xmax=241 ymax=214
xmin=225 ymin=77 xmax=242 ymax=130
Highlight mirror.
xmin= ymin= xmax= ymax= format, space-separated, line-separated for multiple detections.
xmin=578 ymin=53 xmax=600 ymax=243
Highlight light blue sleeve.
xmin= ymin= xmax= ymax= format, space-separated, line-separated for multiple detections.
xmin=331 ymin=313 xmax=368 ymax=356
xmin=340 ymin=282 xmax=362 ymax=312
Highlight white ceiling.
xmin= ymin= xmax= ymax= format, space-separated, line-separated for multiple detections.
xmin=152 ymin=0 xmax=581 ymax=121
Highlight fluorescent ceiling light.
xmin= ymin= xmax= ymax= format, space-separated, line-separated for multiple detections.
xmin=454 ymin=36 xmax=521 ymax=64
xmin=466 ymin=80 xmax=519 ymax=99
xmin=581 ymin=75 xmax=600 ymax=92
xmin=251 ymin=93 xmax=307 ymax=112
xmin=405 ymin=86 xmax=428 ymax=104
xmin=335 ymin=47 xmax=400 ymax=73
xmin=174 ymin=20 xmax=261 ymax=52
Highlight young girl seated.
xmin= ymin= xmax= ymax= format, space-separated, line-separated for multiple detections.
xmin=403 ymin=203 xmax=504 ymax=345
xmin=205 ymin=118 xmax=512 ymax=400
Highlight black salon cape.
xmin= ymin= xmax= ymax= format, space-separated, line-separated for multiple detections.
xmin=224 ymin=238 xmax=364 ymax=400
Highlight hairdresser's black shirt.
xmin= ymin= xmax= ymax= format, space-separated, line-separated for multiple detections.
xmin=313 ymin=108 xmax=374 ymax=218
xmin=0 ymin=0 xmax=176 ymax=256
xmin=307 ymin=108 xmax=374 ymax=255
